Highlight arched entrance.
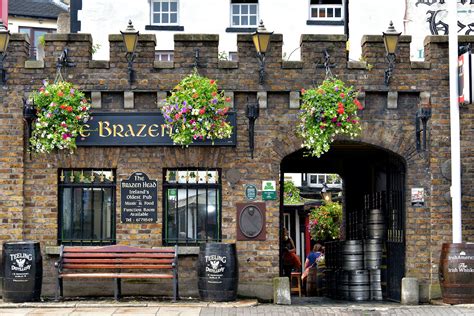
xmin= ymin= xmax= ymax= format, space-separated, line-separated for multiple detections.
xmin=280 ymin=140 xmax=406 ymax=302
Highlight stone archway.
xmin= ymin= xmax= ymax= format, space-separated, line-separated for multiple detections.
xmin=280 ymin=140 xmax=407 ymax=301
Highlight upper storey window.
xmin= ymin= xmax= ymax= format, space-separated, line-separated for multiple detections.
xmin=231 ymin=0 xmax=258 ymax=27
xmin=309 ymin=0 xmax=343 ymax=21
xmin=151 ymin=0 xmax=179 ymax=25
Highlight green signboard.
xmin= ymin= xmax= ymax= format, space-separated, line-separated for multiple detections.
xmin=262 ymin=181 xmax=277 ymax=200
xmin=262 ymin=191 xmax=277 ymax=200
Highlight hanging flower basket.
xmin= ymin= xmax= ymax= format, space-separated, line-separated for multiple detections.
xmin=297 ymin=78 xmax=363 ymax=157
xmin=29 ymin=80 xmax=91 ymax=154
xmin=161 ymin=71 xmax=233 ymax=146
xmin=308 ymin=201 xmax=342 ymax=241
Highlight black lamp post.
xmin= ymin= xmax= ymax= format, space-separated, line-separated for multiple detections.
xmin=121 ymin=20 xmax=140 ymax=85
xmin=246 ymin=99 xmax=259 ymax=159
xmin=252 ymin=20 xmax=273 ymax=85
xmin=382 ymin=21 xmax=401 ymax=86
xmin=0 ymin=23 xmax=11 ymax=85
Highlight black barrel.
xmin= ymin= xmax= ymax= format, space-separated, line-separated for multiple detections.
xmin=198 ymin=243 xmax=238 ymax=302
xmin=2 ymin=241 xmax=42 ymax=302
xmin=342 ymin=240 xmax=364 ymax=271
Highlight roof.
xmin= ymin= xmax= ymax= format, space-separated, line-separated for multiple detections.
xmin=9 ymin=0 xmax=68 ymax=20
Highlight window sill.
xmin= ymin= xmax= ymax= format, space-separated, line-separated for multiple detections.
xmin=145 ymin=25 xmax=184 ymax=31
xmin=225 ymin=27 xmax=257 ymax=33
xmin=306 ymin=20 xmax=344 ymax=26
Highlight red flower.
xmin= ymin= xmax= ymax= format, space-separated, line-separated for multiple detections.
xmin=337 ymin=107 xmax=344 ymax=114
xmin=174 ymin=113 xmax=181 ymax=120
xmin=211 ymin=91 xmax=217 ymax=97
xmin=57 ymin=91 xmax=64 ymax=97
xmin=210 ymin=80 xmax=215 ymax=85
xmin=340 ymin=93 xmax=345 ymax=98
xmin=66 ymin=106 xmax=73 ymax=112
xmin=199 ymin=108 xmax=206 ymax=115
xmin=61 ymin=122 xmax=67 ymax=127
xmin=225 ymin=97 xmax=231 ymax=103
xmin=192 ymin=93 xmax=199 ymax=98
xmin=301 ymin=88 xmax=306 ymax=94
xmin=76 ymin=116 xmax=81 ymax=120
xmin=337 ymin=102 xmax=344 ymax=108
xmin=354 ymin=99 xmax=363 ymax=110
xmin=60 ymin=104 xmax=67 ymax=109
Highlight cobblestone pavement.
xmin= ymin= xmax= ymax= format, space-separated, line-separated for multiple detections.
xmin=0 ymin=298 xmax=473 ymax=315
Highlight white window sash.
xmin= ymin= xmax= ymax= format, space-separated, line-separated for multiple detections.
xmin=151 ymin=0 xmax=179 ymax=26
xmin=230 ymin=3 xmax=258 ymax=27
xmin=309 ymin=4 xmax=343 ymax=21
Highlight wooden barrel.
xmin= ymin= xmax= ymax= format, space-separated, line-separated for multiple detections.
xmin=2 ymin=241 xmax=42 ymax=303
xmin=198 ymin=243 xmax=238 ymax=302
xmin=439 ymin=243 xmax=474 ymax=304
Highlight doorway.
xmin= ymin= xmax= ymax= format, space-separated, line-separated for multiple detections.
xmin=280 ymin=141 xmax=406 ymax=302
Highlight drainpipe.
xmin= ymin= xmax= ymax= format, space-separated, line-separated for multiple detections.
xmin=448 ymin=0 xmax=462 ymax=243
xmin=344 ymin=0 xmax=349 ymax=59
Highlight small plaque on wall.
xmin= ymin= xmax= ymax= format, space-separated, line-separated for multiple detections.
xmin=121 ymin=172 xmax=157 ymax=223
xmin=236 ymin=202 xmax=266 ymax=241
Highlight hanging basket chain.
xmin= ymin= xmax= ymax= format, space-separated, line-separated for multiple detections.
xmin=323 ymin=49 xmax=333 ymax=79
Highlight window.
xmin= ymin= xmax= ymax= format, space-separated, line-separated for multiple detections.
xmin=18 ymin=27 xmax=55 ymax=59
xmin=229 ymin=52 xmax=238 ymax=61
xmin=151 ymin=0 xmax=179 ymax=25
xmin=163 ymin=169 xmax=221 ymax=245
xmin=155 ymin=51 xmax=174 ymax=62
xmin=309 ymin=0 xmax=343 ymax=21
xmin=307 ymin=173 xmax=342 ymax=188
xmin=231 ymin=0 xmax=258 ymax=27
xmin=58 ymin=169 xmax=116 ymax=245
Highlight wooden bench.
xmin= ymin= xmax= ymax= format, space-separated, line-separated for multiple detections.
xmin=55 ymin=245 xmax=178 ymax=301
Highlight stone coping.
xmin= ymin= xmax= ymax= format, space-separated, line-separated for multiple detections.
xmin=361 ymin=35 xmax=412 ymax=46
xmin=238 ymin=34 xmax=283 ymax=42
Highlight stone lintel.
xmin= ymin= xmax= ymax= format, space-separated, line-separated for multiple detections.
xmin=257 ymin=91 xmax=267 ymax=109
xmin=25 ymin=60 xmax=44 ymax=69
xmin=289 ymin=91 xmax=300 ymax=109
xmin=348 ymin=61 xmax=367 ymax=69
xmin=218 ymin=61 xmax=238 ymax=69
xmin=91 ymin=91 xmax=102 ymax=109
xmin=282 ymin=61 xmax=303 ymax=69
xmin=411 ymin=61 xmax=430 ymax=69
xmin=89 ymin=60 xmax=110 ymax=69
xmin=154 ymin=61 xmax=174 ymax=69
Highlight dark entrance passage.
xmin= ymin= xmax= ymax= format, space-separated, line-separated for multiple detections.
xmin=280 ymin=141 xmax=406 ymax=302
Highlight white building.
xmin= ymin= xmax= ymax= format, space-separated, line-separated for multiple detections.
xmin=71 ymin=0 xmax=474 ymax=62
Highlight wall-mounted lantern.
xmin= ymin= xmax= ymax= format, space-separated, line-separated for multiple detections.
xmin=0 ymin=23 xmax=11 ymax=84
xmin=246 ymin=98 xmax=259 ymax=159
xmin=321 ymin=183 xmax=331 ymax=203
xmin=382 ymin=21 xmax=401 ymax=86
xmin=121 ymin=20 xmax=140 ymax=85
xmin=252 ymin=20 xmax=273 ymax=85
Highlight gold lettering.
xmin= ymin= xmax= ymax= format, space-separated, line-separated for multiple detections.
xmin=99 ymin=121 xmax=112 ymax=137
xmin=148 ymin=124 xmax=160 ymax=137
xmin=80 ymin=124 xmax=91 ymax=137
xmin=136 ymin=124 xmax=147 ymax=137
xmin=124 ymin=124 xmax=136 ymax=137
xmin=113 ymin=124 xmax=124 ymax=137
xmin=161 ymin=124 xmax=166 ymax=137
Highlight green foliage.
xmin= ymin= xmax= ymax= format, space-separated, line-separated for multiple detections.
xmin=29 ymin=80 xmax=91 ymax=153
xmin=90 ymin=43 xmax=101 ymax=55
xmin=218 ymin=51 xmax=228 ymax=61
xmin=161 ymin=70 xmax=233 ymax=145
xmin=297 ymin=78 xmax=363 ymax=157
xmin=308 ymin=201 xmax=342 ymax=241
xmin=284 ymin=181 xmax=302 ymax=204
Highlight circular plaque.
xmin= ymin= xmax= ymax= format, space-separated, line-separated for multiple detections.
xmin=239 ymin=205 xmax=264 ymax=238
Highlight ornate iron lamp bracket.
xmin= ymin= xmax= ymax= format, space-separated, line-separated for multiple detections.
xmin=56 ymin=48 xmax=76 ymax=82
xmin=316 ymin=49 xmax=336 ymax=79
xmin=415 ymin=108 xmax=431 ymax=152
xmin=246 ymin=97 xmax=260 ymax=159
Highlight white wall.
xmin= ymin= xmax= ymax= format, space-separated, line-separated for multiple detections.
xmin=77 ymin=0 xmax=474 ymax=62
xmin=8 ymin=17 xmax=57 ymax=33
xmin=78 ymin=0 xmax=344 ymax=61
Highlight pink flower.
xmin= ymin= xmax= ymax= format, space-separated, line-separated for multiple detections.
xmin=199 ymin=108 xmax=205 ymax=115
xmin=62 ymin=133 xmax=71 ymax=139
xmin=301 ymin=88 xmax=306 ymax=94
xmin=331 ymin=117 xmax=337 ymax=123
xmin=61 ymin=122 xmax=67 ymax=127
xmin=340 ymin=93 xmax=345 ymax=98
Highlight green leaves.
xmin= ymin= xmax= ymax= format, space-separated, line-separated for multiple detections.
xmin=297 ymin=78 xmax=363 ymax=157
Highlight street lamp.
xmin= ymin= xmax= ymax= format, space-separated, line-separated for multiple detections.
xmin=252 ymin=20 xmax=273 ymax=85
xmin=382 ymin=21 xmax=401 ymax=86
xmin=0 ymin=23 xmax=11 ymax=84
xmin=121 ymin=20 xmax=139 ymax=85
xmin=321 ymin=183 xmax=331 ymax=203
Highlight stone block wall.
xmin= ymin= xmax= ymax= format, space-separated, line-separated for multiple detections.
xmin=0 ymin=31 xmax=472 ymax=299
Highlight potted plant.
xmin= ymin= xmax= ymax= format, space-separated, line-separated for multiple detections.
xmin=28 ymin=80 xmax=91 ymax=154
xmin=297 ymin=78 xmax=364 ymax=157
xmin=308 ymin=201 xmax=342 ymax=241
xmin=161 ymin=70 xmax=233 ymax=146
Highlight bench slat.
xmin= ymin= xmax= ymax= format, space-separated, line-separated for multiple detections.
xmin=65 ymin=245 xmax=175 ymax=253
xmin=63 ymin=253 xmax=175 ymax=259
xmin=62 ymin=264 xmax=173 ymax=269
xmin=63 ymin=258 xmax=174 ymax=264
xmin=60 ymin=273 xmax=174 ymax=279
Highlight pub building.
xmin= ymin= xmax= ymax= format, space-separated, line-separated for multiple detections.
xmin=0 ymin=26 xmax=473 ymax=303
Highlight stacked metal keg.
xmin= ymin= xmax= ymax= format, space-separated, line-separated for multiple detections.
xmin=365 ymin=208 xmax=384 ymax=301
xmin=324 ymin=208 xmax=385 ymax=301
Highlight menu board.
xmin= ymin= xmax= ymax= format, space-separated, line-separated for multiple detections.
xmin=121 ymin=172 xmax=157 ymax=223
